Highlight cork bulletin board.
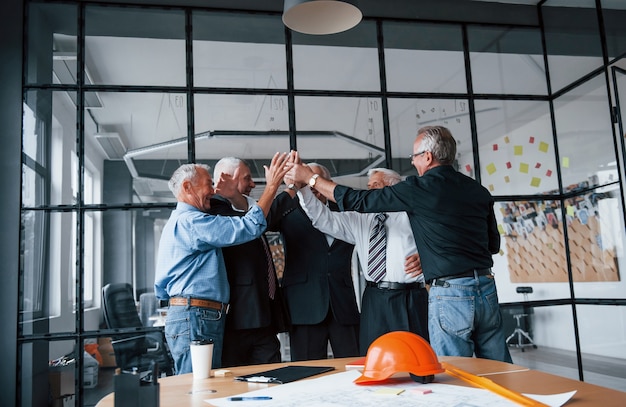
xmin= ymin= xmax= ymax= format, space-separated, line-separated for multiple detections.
xmin=498 ymin=193 xmax=621 ymax=283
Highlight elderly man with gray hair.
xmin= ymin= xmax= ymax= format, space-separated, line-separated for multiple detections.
xmin=155 ymin=153 xmax=289 ymax=374
xmin=294 ymin=166 xmax=427 ymax=355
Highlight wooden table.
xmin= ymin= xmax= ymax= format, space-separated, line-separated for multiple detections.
xmin=96 ymin=356 xmax=626 ymax=407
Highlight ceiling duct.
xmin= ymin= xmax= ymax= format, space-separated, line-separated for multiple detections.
xmin=95 ymin=133 xmax=127 ymax=160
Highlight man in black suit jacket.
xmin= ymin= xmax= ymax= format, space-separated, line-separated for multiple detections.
xmin=209 ymin=157 xmax=288 ymax=367
xmin=268 ymin=163 xmax=360 ymax=361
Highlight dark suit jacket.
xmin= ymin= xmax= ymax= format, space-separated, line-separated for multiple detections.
xmin=267 ymin=191 xmax=359 ymax=326
xmin=209 ymin=195 xmax=288 ymax=332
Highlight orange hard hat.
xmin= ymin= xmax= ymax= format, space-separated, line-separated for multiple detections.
xmin=354 ymin=331 xmax=444 ymax=384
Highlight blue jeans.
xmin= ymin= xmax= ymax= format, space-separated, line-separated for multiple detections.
xmin=164 ymin=305 xmax=226 ymax=374
xmin=428 ymin=275 xmax=512 ymax=363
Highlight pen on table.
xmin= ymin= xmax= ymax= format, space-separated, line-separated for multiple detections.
xmin=228 ymin=396 xmax=273 ymax=401
xmin=441 ymin=362 xmax=549 ymax=407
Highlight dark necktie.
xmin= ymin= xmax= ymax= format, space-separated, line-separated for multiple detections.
xmin=367 ymin=213 xmax=388 ymax=283
xmin=261 ymin=236 xmax=277 ymax=299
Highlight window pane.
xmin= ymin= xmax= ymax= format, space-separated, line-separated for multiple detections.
xmin=193 ymin=11 xmax=287 ymax=89
xmin=388 ymin=98 xmax=473 ymax=178
xmin=504 ymin=305 xmax=579 ymax=380
xmin=294 ymin=96 xmax=384 ymax=188
xmin=542 ymin=0 xmax=603 ymax=93
xmin=21 ymin=340 xmax=78 ymax=407
xmin=85 ymin=5 xmax=185 ymax=86
xmin=26 ymin=2 xmax=77 ymax=86
xmin=23 ymin=90 xmax=77 ymax=206
xmin=20 ymin=211 xmax=76 ymax=334
xmin=468 ymin=25 xmax=547 ymax=95
xmin=577 ymin=304 xmax=626 ymax=391
xmin=101 ymin=208 xmax=172 ymax=297
xmin=193 ymin=94 xmax=291 ymax=200
xmin=292 ymin=21 xmax=379 ymax=91
xmin=553 ymin=75 xmax=615 ymax=188
xmin=476 ymin=99 xmax=557 ymax=195
xmin=85 ymin=91 xmax=188 ymax=205
xmin=602 ymin=1 xmax=626 ymax=61
xmin=567 ymin=186 xmax=625 ymax=285
xmin=384 ymin=22 xmax=466 ymax=93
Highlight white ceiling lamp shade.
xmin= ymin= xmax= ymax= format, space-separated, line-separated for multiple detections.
xmin=282 ymin=0 xmax=363 ymax=35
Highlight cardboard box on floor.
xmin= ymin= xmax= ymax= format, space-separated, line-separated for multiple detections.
xmin=49 ymin=365 xmax=74 ymax=400
xmin=98 ymin=337 xmax=117 ymax=368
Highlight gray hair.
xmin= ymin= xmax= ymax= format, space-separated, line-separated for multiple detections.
xmin=213 ymin=157 xmax=244 ymax=183
xmin=307 ymin=162 xmax=331 ymax=180
xmin=367 ymin=168 xmax=402 ymax=186
xmin=417 ymin=125 xmax=457 ymax=165
xmin=168 ymin=163 xmax=211 ymax=197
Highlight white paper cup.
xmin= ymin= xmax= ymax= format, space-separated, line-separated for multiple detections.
xmin=190 ymin=340 xmax=214 ymax=380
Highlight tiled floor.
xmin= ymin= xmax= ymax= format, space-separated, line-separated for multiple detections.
xmin=509 ymin=346 xmax=626 ymax=393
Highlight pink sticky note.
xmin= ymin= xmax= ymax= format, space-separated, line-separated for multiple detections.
xmin=412 ymin=388 xmax=432 ymax=395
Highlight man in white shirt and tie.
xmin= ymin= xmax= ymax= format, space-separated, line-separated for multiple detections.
xmin=294 ymin=167 xmax=428 ymax=355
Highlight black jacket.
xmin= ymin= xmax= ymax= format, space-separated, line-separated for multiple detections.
xmin=267 ymin=192 xmax=359 ymax=326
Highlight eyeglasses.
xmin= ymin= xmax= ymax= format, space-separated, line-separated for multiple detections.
xmin=409 ymin=150 xmax=427 ymax=160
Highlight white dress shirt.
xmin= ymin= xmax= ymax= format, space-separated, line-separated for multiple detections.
xmin=298 ymin=187 xmax=424 ymax=284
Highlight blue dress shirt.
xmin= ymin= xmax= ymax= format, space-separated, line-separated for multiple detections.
xmin=154 ymin=201 xmax=267 ymax=304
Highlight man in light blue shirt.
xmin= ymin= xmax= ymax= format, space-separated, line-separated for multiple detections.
xmin=155 ymin=153 xmax=289 ymax=374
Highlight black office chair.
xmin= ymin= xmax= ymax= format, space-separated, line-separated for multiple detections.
xmin=102 ymin=283 xmax=174 ymax=377
xmin=505 ymin=286 xmax=538 ymax=352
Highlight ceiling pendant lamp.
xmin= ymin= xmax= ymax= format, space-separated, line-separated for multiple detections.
xmin=282 ymin=0 xmax=363 ymax=35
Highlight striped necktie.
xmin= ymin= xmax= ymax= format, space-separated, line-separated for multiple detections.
xmin=261 ymin=236 xmax=277 ymax=299
xmin=367 ymin=213 xmax=388 ymax=283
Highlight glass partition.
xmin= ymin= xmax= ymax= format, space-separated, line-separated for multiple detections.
xmin=294 ymin=96 xmax=385 ymax=189
xmin=602 ymin=0 xmax=626 ymax=61
xmin=193 ymin=11 xmax=287 ymax=89
xmin=26 ymin=2 xmax=77 ymax=86
xmin=577 ymin=304 xmax=626 ymax=389
xmin=85 ymin=91 xmax=188 ymax=204
xmin=553 ymin=74 xmax=616 ymax=188
xmin=542 ymin=0 xmax=603 ymax=93
xmin=468 ymin=25 xmax=547 ymax=95
xmin=292 ymin=21 xmax=379 ymax=91
xmin=387 ymin=98 xmax=473 ymax=177
xmin=85 ymin=5 xmax=186 ymax=86
xmin=475 ymin=99 xmax=557 ymax=195
xmin=384 ymin=22 xmax=467 ymax=93
xmin=20 ymin=211 xmax=77 ymax=333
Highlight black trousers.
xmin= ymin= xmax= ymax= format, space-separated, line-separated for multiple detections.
xmin=221 ymin=325 xmax=282 ymax=368
xmin=359 ymin=284 xmax=429 ymax=355
xmin=289 ymin=309 xmax=359 ymax=361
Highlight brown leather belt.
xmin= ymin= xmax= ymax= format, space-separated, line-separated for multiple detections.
xmin=169 ymin=297 xmax=230 ymax=313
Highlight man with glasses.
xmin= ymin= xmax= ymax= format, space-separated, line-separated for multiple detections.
xmin=286 ymin=126 xmax=512 ymax=363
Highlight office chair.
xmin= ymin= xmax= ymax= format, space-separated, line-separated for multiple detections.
xmin=505 ymin=286 xmax=538 ymax=352
xmin=102 ymin=283 xmax=174 ymax=377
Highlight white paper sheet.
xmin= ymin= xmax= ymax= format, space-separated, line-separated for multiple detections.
xmin=207 ymin=369 xmax=577 ymax=407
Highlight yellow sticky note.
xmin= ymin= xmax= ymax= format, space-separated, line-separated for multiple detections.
xmin=519 ymin=163 xmax=529 ymax=174
xmin=488 ymin=184 xmax=495 ymax=192
xmin=514 ymin=145 xmax=523 ymax=155
xmin=562 ymin=157 xmax=570 ymax=168
xmin=375 ymin=388 xmax=405 ymax=395
xmin=530 ymin=177 xmax=541 ymax=187
xmin=504 ymin=176 xmax=510 ymax=183
xmin=567 ymin=205 xmax=575 ymax=216
xmin=504 ymin=136 xmax=510 ymax=143
xmin=539 ymin=141 xmax=549 ymax=153
xmin=498 ymin=224 xmax=505 ymax=234
xmin=486 ymin=163 xmax=497 ymax=175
